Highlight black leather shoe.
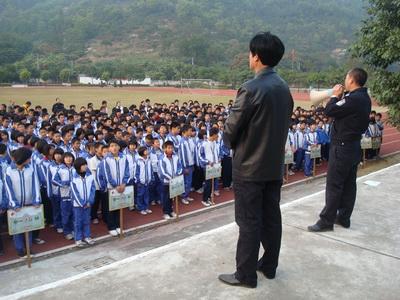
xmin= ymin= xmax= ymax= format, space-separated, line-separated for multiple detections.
xmin=257 ymin=260 xmax=276 ymax=279
xmin=307 ymin=222 xmax=333 ymax=232
xmin=335 ymin=217 xmax=350 ymax=228
xmin=218 ymin=273 xmax=257 ymax=288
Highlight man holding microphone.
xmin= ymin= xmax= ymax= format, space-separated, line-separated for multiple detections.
xmin=308 ymin=68 xmax=371 ymax=232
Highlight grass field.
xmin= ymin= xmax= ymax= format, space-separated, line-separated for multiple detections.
xmin=0 ymin=86 xmax=236 ymax=110
xmin=0 ymin=86 xmax=384 ymax=112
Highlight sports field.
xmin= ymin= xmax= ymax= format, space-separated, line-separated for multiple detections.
xmin=0 ymin=86 xmax=237 ymax=110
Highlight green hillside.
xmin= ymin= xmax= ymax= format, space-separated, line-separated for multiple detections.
xmin=0 ymin=0 xmax=366 ymax=84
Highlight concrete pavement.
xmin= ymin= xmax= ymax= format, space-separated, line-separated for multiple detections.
xmin=1 ymin=164 xmax=399 ymax=300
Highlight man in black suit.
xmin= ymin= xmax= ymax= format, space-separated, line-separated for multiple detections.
xmin=219 ymin=32 xmax=294 ymax=288
xmin=308 ymin=68 xmax=371 ymax=232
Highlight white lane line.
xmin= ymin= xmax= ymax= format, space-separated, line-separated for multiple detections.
xmin=2 ymin=162 xmax=399 ymax=300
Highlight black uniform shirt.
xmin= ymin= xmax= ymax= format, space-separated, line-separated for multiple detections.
xmin=325 ymin=87 xmax=371 ymax=143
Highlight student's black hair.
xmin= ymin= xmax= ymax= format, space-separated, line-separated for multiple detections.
xmin=29 ymin=135 xmax=40 ymax=147
xmin=13 ymin=147 xmax=32 ymax=165
xmin=0 ymin=143 xmax=7 ymax=155
xmin=36 ymin=139 xmax=48 ymax=154
xmin=62 ymin=152 xmax=75 ymax=163
xmin=348 ymin=68 xmax=368 ymax=87
xmin=138 ymin=146 xmax=147 ymax=156
xmin=163 ymin=140 xmax=174 ymax=149
xmin=145 ymin=135 xmax=154 ymax=142
xmin=73 ymin=157 xmax=87 ymax=173
xmin=209 ymin=127 xmax=219 ymax=137
xmin=181 ymin=124 xmax=191 ymax=133
xmin=71 ymin=137 xmax=80 ymax=144
xmin=249 ymin=32 xmax=285 ymax=67
xmin=53 ymin=148 xmax=64 ymax=156
xmin=197 ymin=129 xmax=207 ymax=140
xmin=108 ymin=139 xmax=120 ymax=147
xmin=94 ymin=142 xmax=103 ymax=150
xmin=170 ymin=121 xmax=180 ymax=129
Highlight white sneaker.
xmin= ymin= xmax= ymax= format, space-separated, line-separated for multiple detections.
xmin=128 ymin=206 xmax=135 ymax=211
xmin=196 ymin=188 xmax=203 ymax=194
xmin=65 ymin=234 xmax=74 ymax=240
xmin=170 ymin=212 xmax=177 ymax=218
xmin=202 ymin=201 xmax=211 ymax=207
xmin=109 ymin=230 xmax=118 ymax=237
xmin=84 ymin=237 xmax=95 ymax=245
xmin=56 ymin=228 xmax=63 ymax=234
xmin=140 ymin=210 xmax=148 ymax=215
xmin=146 ymin=209 xmax=153 ymax=214
xmin=181 ymin=198 xmax=189 ymax=205
xmin=187 ymin=197 xmax=194 ymax=202
xmin=151 ymin=201 xmax=156 ymax=206
xmin=116 ymin=228 xmax=121 ymax=234
xmin=207 ymin=200 xmax=213 ymax=206
xmin=75 ymin=240 xmax=86 ymax=248
xmin=163 ymin=214 xmax=171 ymax=220
xmin=214 ymin=191 xmax=220 ymax=196
xmin=92 ymin=218 xmax=99 ymax=224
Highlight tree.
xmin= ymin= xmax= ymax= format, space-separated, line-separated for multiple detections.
xmin=101 ymin=71 xmax=111 ymax=84
xmin=353 ymin=0 xmax=400 ymax=127
xmin=19 ymin=68 xmax=31 ymax=83
xmin=40 ymin=70 xmax=50 ymax=81
xmin=59 ymin=68 xmax=72 ymax=83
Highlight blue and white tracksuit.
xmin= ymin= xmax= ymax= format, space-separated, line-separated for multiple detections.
xmin=304 ymin=131 xmax=318 ymax=176
xmin=70 ymin=171 xmax=95 ymax=241
xmin=220 ymin=138 xmax=233 ymax=188
xmin=294 ymin=130 xmax=306 ymax=170
xmin=166 ymin=134 xmax=181 ymax=153
xmin=47 ymin=161 xmax=63 ymax=230
xmin=98 ymin=153 xmax=130 ymax=230
xmin=5 ymin=163 xmax=41 ymax=253
xmin=150 ymin=148 xmax=163 ymax=204
xmin=179 ymin=137 xmax=195 ymax=198
xmin=158 ymin=154 xmax=183 ymax=214
xmin=198 ymin=140 xmax=220 ymax=201
xmin=52 ymin=164 xmax=74 ymax=235
xmin=135 ymin=156 xmax=154 ymax=211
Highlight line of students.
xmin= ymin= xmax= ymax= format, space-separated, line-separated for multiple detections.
xmin=0 ymin=125 xmax=232 ymax=256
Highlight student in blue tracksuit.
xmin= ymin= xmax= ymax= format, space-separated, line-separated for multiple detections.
xmin=5 ymin=147 xmax=41 ymax=257
xmin=304 ymin=122 xmax=319 ymax=177
xmin=317 ymin=120 xmax=330 ymax=161
xmin=158 ymin=141 xmax=183 ymax=219
xmin=220 ymin=136 xmax=232 ymax=190
xmin=149 ymin=138 xmax=163 ymax=206
xmin=98 ymin=140 xmax=130 ymax=237
xmin=135 ymin=146 xmax=154 ymax=215
xmin=192 ymin=129 xmax=206 ymax=193
xmin=124 ymin=139 xmax=138 ymax=211
xmin=71 ymin=157 xmax=96 ymax=247
xmin=95 ymin=144 xmax=110 ymax=225
xmin=166 ymin=122 xmax=181 ymax=153
xmin=52 ymin=152 xmax=75 ymax=240
xmin=0 ymin=144 xmax=9 ymax=255
xmin=198 ymin=127 xmax=220 ymax=207
xmin=179 ymin=125 xmax=195 ymax=205
xmin=294 ymin=122 xmax=307 ymax=171
xmin=47 ymin=148 xmax=64 ymax=234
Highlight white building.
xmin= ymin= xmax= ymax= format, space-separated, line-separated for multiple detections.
xmin=78 ymin=75 xmax=151 ymax=86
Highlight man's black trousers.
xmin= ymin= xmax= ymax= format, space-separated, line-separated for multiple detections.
xmin=320 ymin=141 xmax=361 ymax=225
xmin=234 ymin=179 xmax=283 ymax=285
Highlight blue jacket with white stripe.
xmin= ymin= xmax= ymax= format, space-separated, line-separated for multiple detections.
xmin=70 ymin=170 xmax=96 ymax=207
xmin=158 ymin=154 xmax=183 ymax=185
xmin=5 ymin=162 xmax=41 ymax=209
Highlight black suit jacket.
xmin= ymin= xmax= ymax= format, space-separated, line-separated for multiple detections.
xmin=223 ymin=68 xmax=294 ymax=181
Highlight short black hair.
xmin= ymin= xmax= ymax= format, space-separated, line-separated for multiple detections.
xmin=163 ymin=140 xmax=174 ymax=149
xmin=249 ymin=32 xmax=285 ymax=67
xmin=209 ymin=127 xmax=219 ymax=137
xmin=138 ymin=146 xmax=147 ymax=156
xmin=348 ymin=68 xmax=368 ymax=87
xmin=74 ymin=157 xmax=87 ymax=173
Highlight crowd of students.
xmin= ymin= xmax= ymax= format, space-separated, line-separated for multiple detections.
xmin=0 ymin=98 xmax=384 ymax=257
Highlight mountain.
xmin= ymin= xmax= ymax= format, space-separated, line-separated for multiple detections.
xmin=0 ymin=0 xmax=366 ymax=83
